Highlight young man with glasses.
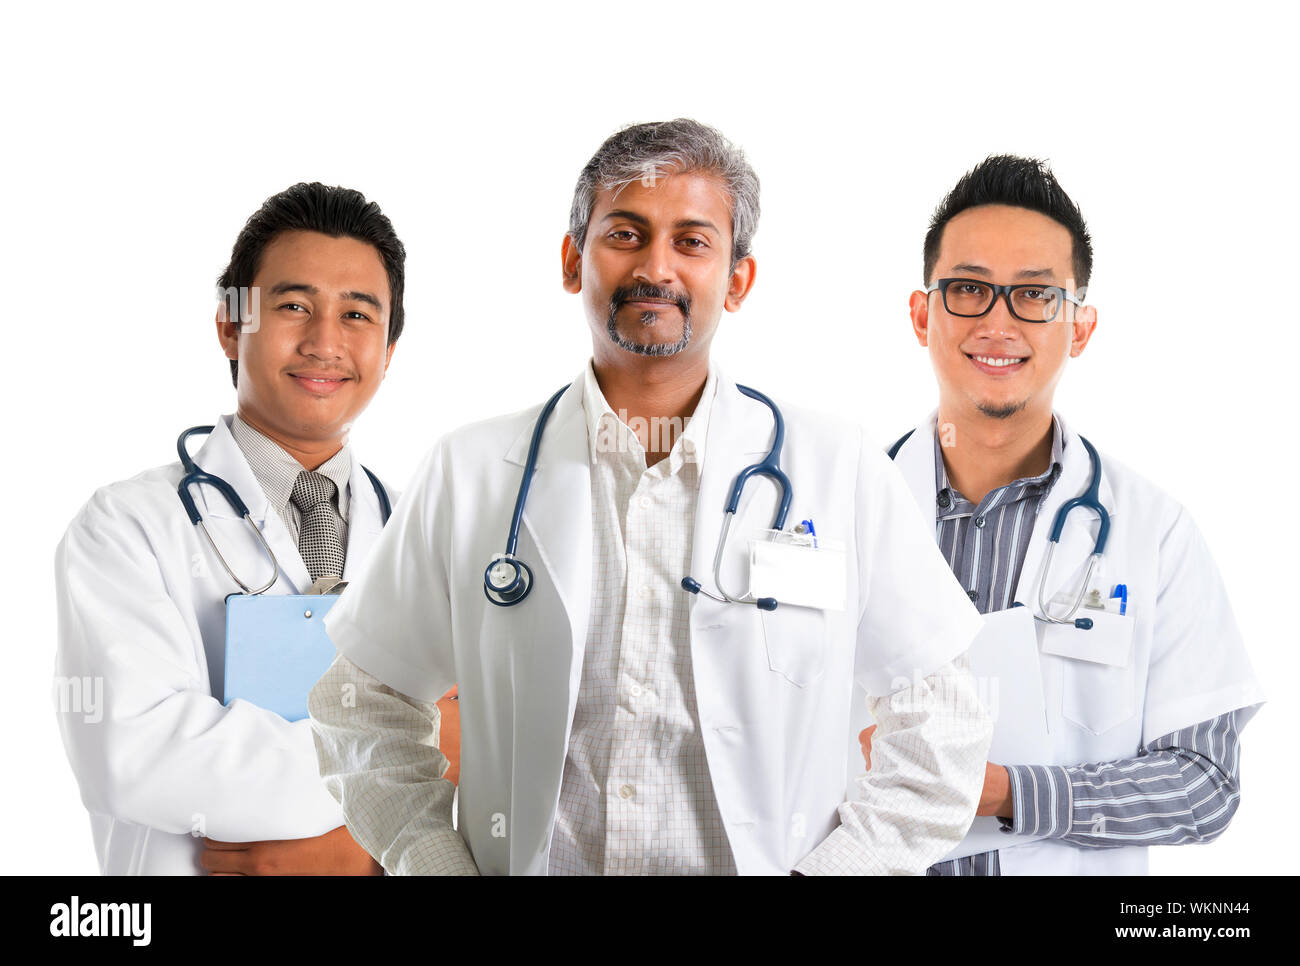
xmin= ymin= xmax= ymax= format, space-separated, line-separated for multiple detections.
xmin=862 ymin=156 xmax=1264 ymax=875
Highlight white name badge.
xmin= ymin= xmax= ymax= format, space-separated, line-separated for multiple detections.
xmin=1038 ymin=610 xmax=1135 ymax=668
xmin=748 ymin=534 xmax=847 ymax=611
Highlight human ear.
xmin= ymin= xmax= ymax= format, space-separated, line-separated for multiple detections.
xmin=909 ymin=290 xmax=930 ymax=347
xmin=722 ymin=255 xmax=757 ymax=312
xmin=561 ymin=234 xmax=582 ymax=293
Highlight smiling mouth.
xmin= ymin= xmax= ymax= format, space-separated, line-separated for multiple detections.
xmin=289 ymin=373 xmax=351 ymax=394
xmin=967 ymin=353 xmax=1027 ymax=369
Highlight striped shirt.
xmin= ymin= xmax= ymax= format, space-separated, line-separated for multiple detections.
xmin=923 ymin=419 xmax=1242 ymax=876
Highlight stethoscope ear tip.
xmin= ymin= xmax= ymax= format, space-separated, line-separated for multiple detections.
xmin=681 ymin=577 xmax=702 ymax=595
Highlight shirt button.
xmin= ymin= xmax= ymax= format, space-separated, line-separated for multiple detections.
xmin=638 ymin=495 xmax=652 ymax=509
xmin=638 ymin=584 xmax=652 ymax=599
xmin=937 ymin=493 xmax=951 ymax=509
xmin=629 ymin=684 xmax=643 ymax=697
xmin=967 ymin=590 xmax=979 ymax=602
xmin=619 ymin=784 xmax=635 ymax=800
xmin=974 ymin=515 xmax=986 ymax=528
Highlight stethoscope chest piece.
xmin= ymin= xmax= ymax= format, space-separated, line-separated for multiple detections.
xmin=484 ymin=555 xmax=534 ymax=606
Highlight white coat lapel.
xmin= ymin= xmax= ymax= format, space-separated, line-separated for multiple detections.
xmin=1013 ymin=417 xmax=1118 ymax=610
xmin=189 ymin=417 xmax=309 ymax=595
xmin=891 ymin=411 xmax=941 ymax=521
xmin=502 ymin=380 xmax=592 ymax=660
xmin=342 ymin=453 xmax=386 ymax=580
xmin=497 ymin=380 xmax=592 ymax=873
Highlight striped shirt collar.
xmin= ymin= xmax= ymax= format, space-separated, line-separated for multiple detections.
xmin=229 ymin=413 xmax=352 ymax=523
xmin=935 ymin=413 xmax=1066 ymax=514
xmin=580 ymin=358 xmax=717 ymax=484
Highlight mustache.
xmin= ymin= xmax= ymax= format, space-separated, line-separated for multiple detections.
xmin=609 ymin=283 xmax=692 ymax=318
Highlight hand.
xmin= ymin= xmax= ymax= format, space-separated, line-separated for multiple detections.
xmin=858 ymin=725 xmax=877 ymax=770
xmin=437 ymin=685 xmax=461 ymax=786
xmin=201 ymin=825 xmax=383 ymax=876
xmin=975 ymin=763 xmax=1014 ymax=818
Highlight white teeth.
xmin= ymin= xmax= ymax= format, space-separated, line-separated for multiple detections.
xmin=973 ymin=355 xmax=1024 ymax=368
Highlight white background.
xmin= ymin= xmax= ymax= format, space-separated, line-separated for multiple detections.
xmin=3 ymin=0 xmax=1295 ymax=875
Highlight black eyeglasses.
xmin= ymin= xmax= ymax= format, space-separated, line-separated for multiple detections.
xmin=926 ymin=277 xmax=1084 ymax=323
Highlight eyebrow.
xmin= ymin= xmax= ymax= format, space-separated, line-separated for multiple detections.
xmin=269 ymin=281 xmax=318 ymax=296
xmin=341 ymin=290 xmax=383 ymax=309
xmin=600 ymin=210 xmax=721 ymax=234
xmin=949 ymin=263 xmax=1060 ymax=281
xmin=602 ymin=209 xmax=650 ymax=227
xmin=268 ymin=281 xmax=383 ymax=309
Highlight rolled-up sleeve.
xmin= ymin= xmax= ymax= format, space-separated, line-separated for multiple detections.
xmin=308 ymin=654 xmax=478 ymax=876
xmin=795 ymin=654 xmax=990 ymax=874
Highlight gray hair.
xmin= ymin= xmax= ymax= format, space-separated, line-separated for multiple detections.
xmin=567 ymin=119 xmax=761 ymax=268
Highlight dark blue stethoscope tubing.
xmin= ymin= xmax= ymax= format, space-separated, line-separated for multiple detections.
xmin=176 ymin=426 xmax=253 ymax=524
xmin=729 ymin=384 xmax=792 ymax=531
xmin=503 ymin=385 xmax=571 ymax=559
xmin=1046 ymin=435 xmax=1110 ymax=555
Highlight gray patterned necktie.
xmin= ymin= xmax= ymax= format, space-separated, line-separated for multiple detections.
xmin=290 ymin=471 xmax=345 ymax=582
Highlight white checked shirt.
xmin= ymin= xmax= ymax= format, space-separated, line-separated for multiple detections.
xmin=547 ymin=361 xmax=735 ymax=875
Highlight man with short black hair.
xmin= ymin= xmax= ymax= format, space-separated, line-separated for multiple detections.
xmin=54 ymin=182 xmax=440 ymax=874
xmin=866 ymin=156 xmax=1264 ymax=875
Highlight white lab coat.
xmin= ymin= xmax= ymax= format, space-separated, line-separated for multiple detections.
xmin=890 ymin=413 xmax=1265 ymax=875
xmin=322 ymin=370 xmax=989 ymax=875
xmin=54 ymin=415 xmax=395 ymax=875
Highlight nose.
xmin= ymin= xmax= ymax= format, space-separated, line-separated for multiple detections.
xmin=299 ymin=307 xmax=346 ymax=362
xmin=632 ymin=234 xmax=677 ymax=287
xmin=969 ymin=292 xmax=1022 ymax=340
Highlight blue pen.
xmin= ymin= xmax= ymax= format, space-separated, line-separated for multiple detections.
xmin=1110 ymin=584 xmax=1128 ymax=616
xmin=800 ymin=518 xmax=818 ymax=548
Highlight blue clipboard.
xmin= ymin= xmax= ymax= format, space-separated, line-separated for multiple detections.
xmin=223 ymin=594 xmax=340 ymax=721
xmin=214 ymin=466 xmax=390 ymax=722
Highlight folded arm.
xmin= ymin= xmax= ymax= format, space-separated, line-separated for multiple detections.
xmin=1004 ymin=711 xmax=1242 ymax=847
xmin=308 ymin=653 xmax=479 ymax=875
xmin=795 ymin=654 xmax=991 ymax=875
xmin=54 ymin=491 xmax=344 ymax=841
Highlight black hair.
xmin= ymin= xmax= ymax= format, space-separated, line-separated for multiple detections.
xmin=217 ymin=182 xmax=406 ymax=387
xmin=923 ymin=155 xmax=1092 ymax=289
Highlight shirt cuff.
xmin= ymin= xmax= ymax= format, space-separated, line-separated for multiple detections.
xmin=792 ymin=824 xmax=892 ymax=876
xmin=1002 ymin=764 xmax=1073 ymax=839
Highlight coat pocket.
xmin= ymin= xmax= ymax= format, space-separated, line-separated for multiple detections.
xmin=1040 ymin=617 xmax=1138 ymax=736
xmin=1060 ymin=658 xmax=1138 ymax=735
xmin=759 ymin=605 xmax=828 ymax=688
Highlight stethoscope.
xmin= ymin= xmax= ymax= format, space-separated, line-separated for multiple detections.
xmin=1033 ymin=435 xmax=1110 ymax=631
xmin=889 ymin=426 xmax=1111 ymax=632
xmin=176 ymin=425 xmax=391 ymax=595
xmin=483 ymin=384 xmax=792 ymax=611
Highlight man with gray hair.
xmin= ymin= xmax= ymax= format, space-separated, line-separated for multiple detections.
xmin=308 ymin=119 xmax=993 ymax=875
